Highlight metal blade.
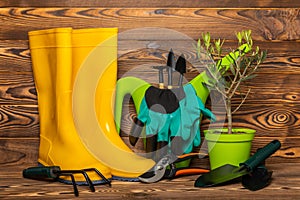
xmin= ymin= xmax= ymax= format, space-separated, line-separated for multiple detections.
xmin=194 ymin=164 xmax=248 ymax=187
xmin=167 ymin=49 xmax=175 ymax=68
xmin=166 ymin=49 xmax=175 ymax=88
xmin=175 ymin=54 xmax=186 ymax=74
xmin=195 ymin=140 xmax=282 ymax=188
xmin=175 ymin=54 xmax=186 ymax=86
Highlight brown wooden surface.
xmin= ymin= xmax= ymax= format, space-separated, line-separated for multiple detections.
xmin=0 ymin=8 xmax=299 ymax=40
xmin=1 ymin=0 xmax=300 ymax=8
xmin=1 ymin=163 xmax=300 ymax=200
xmin=1 ymin=0 xmax=300 ymax=199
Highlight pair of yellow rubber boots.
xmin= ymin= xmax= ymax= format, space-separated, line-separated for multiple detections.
xmin=29 ymin=27 xmax=155 ymax=184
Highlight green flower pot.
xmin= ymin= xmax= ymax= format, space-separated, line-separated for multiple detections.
xmin=204 ymin=128 xmax=255 ymax=170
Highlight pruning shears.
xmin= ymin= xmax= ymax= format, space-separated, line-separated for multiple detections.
xmin=139 ymin=152 xmax=209 ymax=183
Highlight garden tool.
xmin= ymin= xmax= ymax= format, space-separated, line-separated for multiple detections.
xmin=114 ymin=44 xmax=251 ymax=170
xmin=139 ymin=152 xmax=209 ymax=183
xmin=23 ymin=166 xmax=111 ymax=197
xmin=175 ymin=54 xmax=186 ymax=86
xmin=194 ymin=140 xmax=281 ymax=187
xmin=241 ymin=163 xmax=273 ymax=191
xmin=166 ymin=49 xmax=175 ymax=89
xmin=138 ymin=85 xmax=184 ymax=160
xmin=29 ymin=27 xmax=154 ymax=184
xmin=170 ymin=53 xmax=187 ymax=155
xmin=133 ymin=83 xmax=216 ymax=160
xmin=152 ymin=66 xmax=166 ymax=89
xmin=129 ymin=50 xmax=216 ymax=160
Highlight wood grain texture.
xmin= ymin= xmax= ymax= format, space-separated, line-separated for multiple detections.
xmin=0 ymin=138 xmax=39 ymax=167
xmin=0 ymin=138 xmax=299 ymax=171
xmin=0 ymin=40 xmax=31 ymax=72
xmin=117 ymin=40 xmax=300 ymax=74
xmin=1 ymin=0 xmax=299 ymax=8
xmin=0 ymin=39 xmax=299 ymax=138
xmin=119 ymin=95 xmax=300 ymax=138
xmin=0 ymin=163 xmax=299 ymax=199
xmin=2 ymin=40 xmax=299 ymax=73
xmin=1 ymin=39 xmax=299 ymax=104
xmin=0 ymin=8 xmax=299 ymax=40
xmin=0 ymin=1 xmax=300 ymax=198
xmin=0 ymin=73 xmax=36 ymax=105
xmin=4 ymin=102 xmax=300 ymax=138
xmin=0 ymin=105 xmax=39 ymax=137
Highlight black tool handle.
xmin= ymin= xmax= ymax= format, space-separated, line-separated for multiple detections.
xmin=129 ymin=117 xmax=144 ymax=146
xmin=241 ymin=140 xmax=281 ymax=171
xmin=23 ymin=166 xmax=60 ymax=180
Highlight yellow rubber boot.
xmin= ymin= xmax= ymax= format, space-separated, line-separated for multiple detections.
xmin=71 ymin=29 xmax=155 ymax=180
xmin=29 ymin=28 xmax=112 ymax=184
xmin=29 ymin=27 xmax=155 ymax=183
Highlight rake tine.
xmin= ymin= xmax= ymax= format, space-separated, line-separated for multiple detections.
xmin=84 ymin=168 xmax=112 ymax=187
xmin=60 ymin=173 xmax=79 ymax=197
xmin=80 ymin=170 xmax=95 ymax=192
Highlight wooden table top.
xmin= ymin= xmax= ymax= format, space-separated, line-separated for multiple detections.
xmin=1 ymin=163 xmax=299 ymax=200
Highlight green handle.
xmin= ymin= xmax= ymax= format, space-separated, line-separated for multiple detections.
xmin=242 ymin=140 xmax=281 ymax=171
xmin=115 ymin=76 xmax=151 ymax=133
xmin=23 ymin=166 xmax=60 ymax=180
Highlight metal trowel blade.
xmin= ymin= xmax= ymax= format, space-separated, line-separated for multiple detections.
xmin=194 ymin=164 xmax=248 ymax=187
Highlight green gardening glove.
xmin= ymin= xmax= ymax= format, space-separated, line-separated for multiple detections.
xmin=133 ymin=84 xmax=216 ymax=155
xmin=177 ymin=83 xmax=216 ymax=153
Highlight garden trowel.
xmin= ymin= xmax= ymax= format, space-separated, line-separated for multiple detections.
xmin=194 ymin=140 xmax=281 ymax=187
xmin=166 ymin=49 xmax=175 ymax=89
xmin=175 ymin=54 xmax=186 ymax=86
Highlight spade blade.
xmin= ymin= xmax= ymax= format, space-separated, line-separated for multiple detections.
xmin=175 ymin=54 xmax=186 ymax=74
xmin=194 ymin=164 xmax=248 ymax=187
xmin=194 ymin=140 xmax=281 ymax=188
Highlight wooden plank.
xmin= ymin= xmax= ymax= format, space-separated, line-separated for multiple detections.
xmin=0 ymin=138 xmax=299 ymax=199
xmin=0 ymin=137 xmax=299 ymax=170
xmin=0 ymin=0 xmax=299 ymax=8
xmin=1 ymin=76 xmax=298 ymax=137
xmin=0 ymin=39 xmax=299 ymax=105
xmin=203 ymin=73 xmax=300 ymax=105
xmin=1 ymin=101 xmax=300 ymax=138
xmin=192 ymin=102 xmax=300 ymax=138
xmin=1 ymin=40 xmax=299 ymax=73
xmin=204 ymin=103 xmax=300 ymax=138
xmin=117 ymin=40 xmax=300 ymax=74
xmin=1 ymin=164 xmax=300 ymax=200
xmin=0 ymin=105 xmax=39 ymax=137
xmin=0 ymin=72 xmax=299 ymax=106
xmin=0 ymin=73 xmax=36 ymax=105
xmin=0 ymin=8 xmax=299 ymax=40
xmin=1 ymin=96 xmax=300 ymax=137
xmin=1 ymin=163 xmax=300 ymax=200
xmin=120 ymin=96 xmax=300 ymax=137
xmin=0 ymin=40 xmax=31 ymax=72
xmin=0 ymin=138 xmax=39 ymax=167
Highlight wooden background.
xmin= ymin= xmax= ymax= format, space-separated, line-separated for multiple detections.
xmin=0 ymin=0 xmax=300 ymax=199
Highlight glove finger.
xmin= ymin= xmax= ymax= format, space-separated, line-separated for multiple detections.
xmin=197 ymin=97 xmax=216 ymax=122
xmin=170 ymin=109 xmax=181 ymax=138
xmin=192 ymin=119 xmax=201 ymax=147
xmin=179 ymin=84 xmax=202 ymax=141
xmin=178 ymin=99 xmax=192 ymax=140
xmin=157 ymin=114 xmax=170 ymax=142
xmin=146 ymin=110 xmax=164 ymax=136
